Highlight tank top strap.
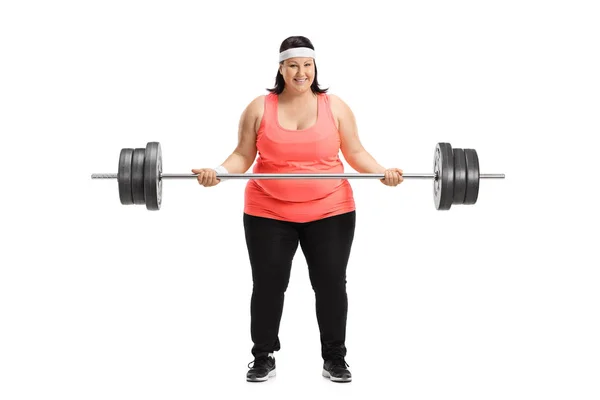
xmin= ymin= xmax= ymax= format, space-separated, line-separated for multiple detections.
xmin=318 ymin=93 xmax=338 ymax=130
xmin=264 ymin=92 xmax=278 ymax=118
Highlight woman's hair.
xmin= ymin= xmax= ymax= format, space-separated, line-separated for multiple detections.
xmin=266 ymin=36 xmax=328 ymax=95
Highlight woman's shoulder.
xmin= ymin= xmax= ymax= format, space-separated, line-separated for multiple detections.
xmin=251 ymin=94 xmax=268 ymax=106
xmin=323 ymin=93 xmax=352 ymax=117
xmin=324 ymin=93 xmax=350 ymax=107
xmin=242 ymin=94 xmax=268 ymax=115
xmin=324 ymin=93 xmax=344 ymax=104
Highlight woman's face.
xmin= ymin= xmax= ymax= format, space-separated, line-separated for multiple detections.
xmin=279 ymin=57 xmax=315 ymax=94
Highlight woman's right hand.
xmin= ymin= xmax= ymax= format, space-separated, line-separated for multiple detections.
xmin=191 ymin=168 xmax=221 ymax=187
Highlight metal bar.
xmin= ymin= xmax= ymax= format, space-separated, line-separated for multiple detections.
xmin=91 ymin=173 xmax=118 ymax=179
xmin=161 ymin=173 xmax=434 ymax=179
xmin=480 ymin=174 xmax=506 ymax=179
xmin=92 ymin=172 xmax=506 ymax=180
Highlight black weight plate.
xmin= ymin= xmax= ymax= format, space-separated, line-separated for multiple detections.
xmin=464 ymin=149 xmax=480 ymax=205
xmin=117 ymin=148 xmax=134 ymax=205
xmin=144 ymin=142 xmax=162 ymax=211
xmin=453 ymin=148 xmax=467 ymax=205
xmin=131 ymin=148 xmax=146 ymax=205
xmin=433 ymin=142 xmax=454 ymax=210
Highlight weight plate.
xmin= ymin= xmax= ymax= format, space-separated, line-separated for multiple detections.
xmin=144 ymin=142 xmax=162 ymax=211
xmin=433 ymin=143 xmax=454 ymax=210
xmin=132 ymin=148 xmax=146 ymax=205
xmin=453 ymin=148 xmax=467 ymax=205
xmin=464 ymin=148 xmax=480 ymax=205
xmin=117 ymin=148 xmax=134 ymax=205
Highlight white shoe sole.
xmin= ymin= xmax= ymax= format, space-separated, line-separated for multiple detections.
xmin=247 ymin=369 xmax=276 ymax=382
xmin=322 ymin=369 xmax=352 ymax=382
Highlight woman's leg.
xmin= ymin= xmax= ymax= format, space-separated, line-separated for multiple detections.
xmin=298 ymin=211 xmax=356 ymax=360
xmin=243 ymin=213 xmax=300 ymax=357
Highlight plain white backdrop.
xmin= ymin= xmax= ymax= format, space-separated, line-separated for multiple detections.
xmin=1 ymin=0 xmax=599 ymax=399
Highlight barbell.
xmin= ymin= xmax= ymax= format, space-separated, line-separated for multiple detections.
xmin=91 ymin=141 xmax=505 ymax=211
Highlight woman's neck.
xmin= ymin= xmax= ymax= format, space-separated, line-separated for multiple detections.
xmin=279 ymin=89 xmax=316 ymax=104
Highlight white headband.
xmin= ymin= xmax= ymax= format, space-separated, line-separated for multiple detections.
xmin=279 ymin=47 xmax=316 ymax=62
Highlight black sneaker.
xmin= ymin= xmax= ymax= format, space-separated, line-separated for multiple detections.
xmin=322 ymin=358 xmax=352 ymax=382
xmin=246 ymin=354 xmax=276 ymax=382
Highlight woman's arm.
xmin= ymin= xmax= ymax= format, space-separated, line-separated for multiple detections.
xmin=219 ymin=96 xmax=263 ymax=173
xmin=331 ymin=95 xmax=387 ymax=174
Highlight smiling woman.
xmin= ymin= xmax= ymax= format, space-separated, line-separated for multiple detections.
xmin=190 ymin=35 xmax=403 ymax=384
xmin=266 ymin=36 xmax=328 ymax=96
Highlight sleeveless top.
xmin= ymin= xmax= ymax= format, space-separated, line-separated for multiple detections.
xmin=243 ymin=92 xmax=356 ymax=222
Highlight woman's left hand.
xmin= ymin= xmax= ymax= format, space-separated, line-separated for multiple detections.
xmin=380 ymin=168 xmax=404 ymax=186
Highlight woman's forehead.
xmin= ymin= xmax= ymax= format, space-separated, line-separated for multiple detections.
xmin=284 ymin=57 xmax=314 ymax=64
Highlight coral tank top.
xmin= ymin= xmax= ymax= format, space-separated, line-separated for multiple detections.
xmin=243 ymin=92 xmax=356 ymax=222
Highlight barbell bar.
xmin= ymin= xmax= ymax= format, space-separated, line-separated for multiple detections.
xmin=91 ymin=141 xmax=505 ymax=211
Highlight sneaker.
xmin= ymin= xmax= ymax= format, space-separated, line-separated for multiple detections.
xmin=322 ymin=358 xmax=352 ymax=383
xmin=246 ymin=353 xmax=276 ymax=382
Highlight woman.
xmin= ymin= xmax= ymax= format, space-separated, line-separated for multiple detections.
xmin=192 ymin=36 xmax=403 ymax=383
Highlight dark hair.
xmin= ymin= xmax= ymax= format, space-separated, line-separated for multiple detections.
xmin=266 ymin=36 xmax=328 ymax=95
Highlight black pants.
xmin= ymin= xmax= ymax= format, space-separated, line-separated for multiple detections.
xmin=243 ymin=210 xmax=356 ymax=360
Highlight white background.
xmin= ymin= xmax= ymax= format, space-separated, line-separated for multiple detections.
xmin=1 ymin=0 xmax=599 ymax=399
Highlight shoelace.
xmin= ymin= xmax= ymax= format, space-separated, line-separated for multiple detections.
xmin=329 ymin=358 xmax=350 ymax=369
xmin=248 ymin=356 xmax=271 ymax=369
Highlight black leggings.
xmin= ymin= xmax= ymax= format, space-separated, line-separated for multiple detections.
xmin=243 ymin=210 xmax=356 ymax=360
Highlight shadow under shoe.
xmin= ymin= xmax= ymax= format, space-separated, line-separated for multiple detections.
xmin=323 ymin=358 xmax=352 ymax=383
xmin=246 ymin=354 xmax=276 ymax=382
